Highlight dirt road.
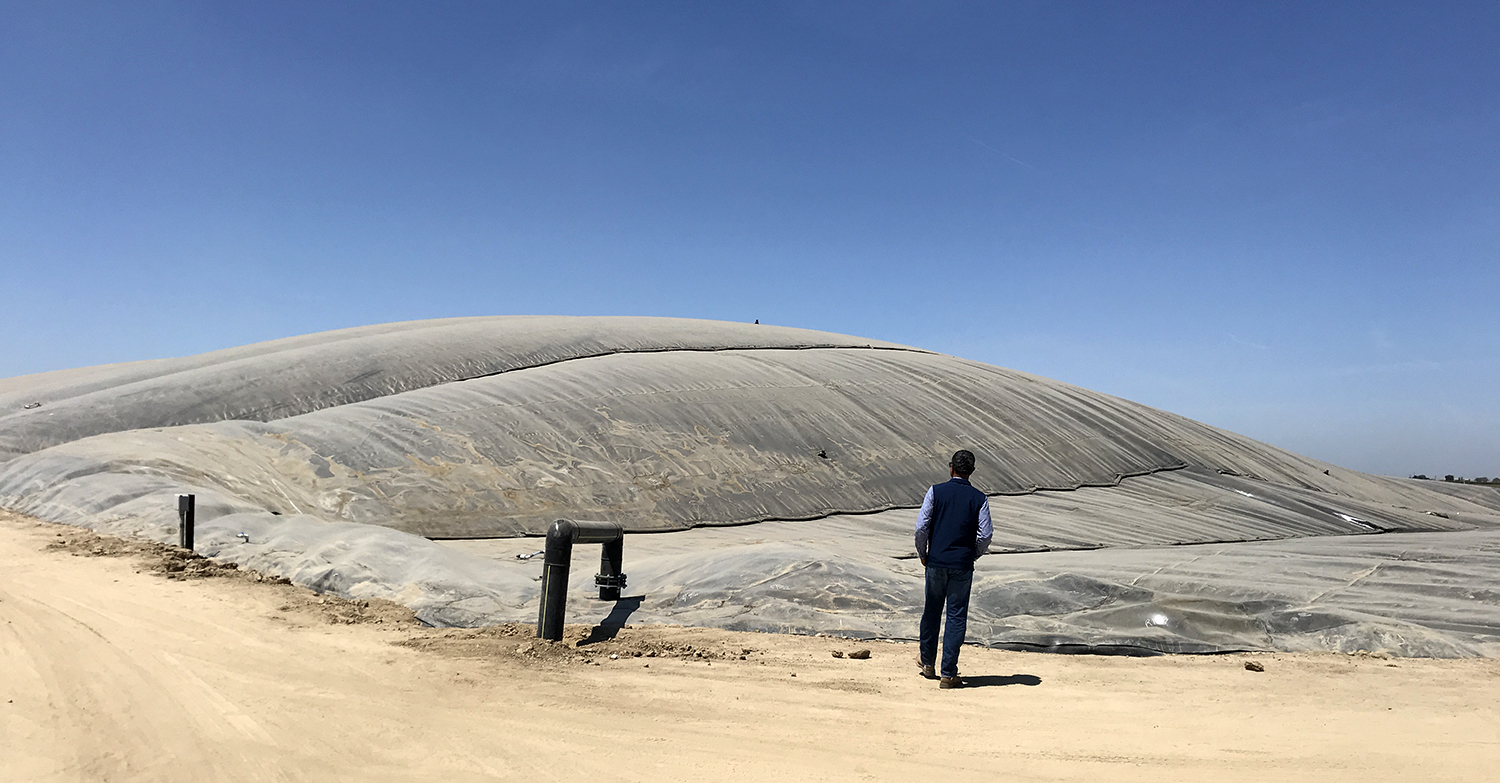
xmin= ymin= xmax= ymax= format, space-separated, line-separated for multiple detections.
xmin=3 ymin=510 xmax=1497 ymax=782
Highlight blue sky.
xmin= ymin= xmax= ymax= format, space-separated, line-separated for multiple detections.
xmin=3 ymin=1 xmax=1497 ymax=478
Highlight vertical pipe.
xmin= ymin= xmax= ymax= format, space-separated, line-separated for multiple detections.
xmin=537 ymin=562 xmax=571 ymax=640
xmin=599 ymin=537 xmax=623 ymax=601
xmin=537 ymin=520 xmax=575 ymax=640
xmin=178 ymin=494 xmax=195 ymax=551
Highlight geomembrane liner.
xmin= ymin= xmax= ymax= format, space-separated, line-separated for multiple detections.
xmin=3 ymin=316 xmax=1498 ymax=656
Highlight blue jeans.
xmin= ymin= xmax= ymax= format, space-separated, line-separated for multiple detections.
xmin=919 ymin=565 xmax=973 ymax=678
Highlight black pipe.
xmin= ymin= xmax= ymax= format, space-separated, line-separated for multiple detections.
xmin=178 ymin=494 xmax=195 ymax=551
xmin=598 ymin=536 xmax=624 ymax=602
xmin=537 ymin=519 xmax=626 ymax=640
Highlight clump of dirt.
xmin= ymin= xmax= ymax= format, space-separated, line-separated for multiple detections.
xmin=152 ymin=546 xmax=256 ymax=581
xmin=47 ymin=528 xmax=270 ymax=581
xmin=39 ymin=524 xmax=419 ymax=627
xmin=272 ymin=592 xmax=420 ymax=626
xmin=397 ymin=623 xmax=764 ymax=666
xmin=46 ymin=528 xmax=161 ymax=559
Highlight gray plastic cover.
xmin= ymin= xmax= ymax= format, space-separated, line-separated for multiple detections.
xmin=4 ymin=316 xmax=1499 ymax=656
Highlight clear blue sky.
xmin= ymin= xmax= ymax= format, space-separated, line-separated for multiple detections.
xmin=3 ymin=2 xmax=1497 ymax=478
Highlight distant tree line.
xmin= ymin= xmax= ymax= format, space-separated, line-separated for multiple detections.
xmin=1410 ymin=474 xmax=1500 ymax=485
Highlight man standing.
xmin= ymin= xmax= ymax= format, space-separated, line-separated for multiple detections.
xmin=914 ymin=449 xmax=993 ymax=688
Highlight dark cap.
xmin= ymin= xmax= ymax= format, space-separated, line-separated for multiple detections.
xmin=949 ymin=449 xmax=975 ymax=476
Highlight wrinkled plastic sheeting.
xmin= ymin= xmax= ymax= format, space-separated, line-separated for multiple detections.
xmin=963 ymin=530 xmax=1500 ymax=658
xmin=14 ymin=472 xmax=1500 ymax=657
xmin=3 ymin=316 xmax=1495 ymax=539
xmin=45 ymin=484 xmax=1499 ymax=658
xmin=443 ymin=499 xmax=1500 ymax=658
xmin=0 ymin=316 xmax=918 ymax=460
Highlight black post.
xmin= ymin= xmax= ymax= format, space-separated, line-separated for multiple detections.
xmin=536 ymin=519 xmax=626 ymax=640
xmin=177 ymin=494 xmax=195 ymax=551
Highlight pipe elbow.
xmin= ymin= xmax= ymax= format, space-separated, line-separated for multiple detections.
xmin=547 ymin=518 xmax=576 ymax=543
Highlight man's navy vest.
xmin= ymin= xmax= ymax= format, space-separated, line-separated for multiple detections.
xmin=926 ymin=477 xmax=988 ymax=570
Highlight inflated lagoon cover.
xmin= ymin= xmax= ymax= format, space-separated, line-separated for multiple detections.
xmin=3 ymin=316 xmax=1498 ymax=656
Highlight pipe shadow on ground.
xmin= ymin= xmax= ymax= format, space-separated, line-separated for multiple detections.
xmin=578 ymin=596 xmax=644 ymax=646
xmin=961 ymin=674 xmax=1042 ymax=688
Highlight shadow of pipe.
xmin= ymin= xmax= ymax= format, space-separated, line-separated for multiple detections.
xmin=960 ymin=674 xmax=1042 ymax=688
xmin=578 ymin=595 xmax=644 ymax=646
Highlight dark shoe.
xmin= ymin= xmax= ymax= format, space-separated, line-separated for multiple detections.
xmin=939 ymin=675 xmax=965 ymax=689
xmin=917 ymin=657 xmax=937 ymax=680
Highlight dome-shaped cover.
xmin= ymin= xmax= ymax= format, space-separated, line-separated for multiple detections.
xmin=1 ymin=316 xmax=1458 ymax=539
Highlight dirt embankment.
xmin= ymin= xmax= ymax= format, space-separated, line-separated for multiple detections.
xmin=41 ymin=525 xmax=415 ymax=626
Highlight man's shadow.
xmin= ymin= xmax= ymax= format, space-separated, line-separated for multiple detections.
xmin=577 ymin=595 xmax=644 ymax=646
xmin=960 ymin=674 xmax=1042 ymax=688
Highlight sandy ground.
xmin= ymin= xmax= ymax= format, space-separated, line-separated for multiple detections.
xmin=3 ymin=510 xmax=1498 ymax=783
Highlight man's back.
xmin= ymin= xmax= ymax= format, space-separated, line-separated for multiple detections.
xmin=922 ymin=477 xmax=989 ymax=570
